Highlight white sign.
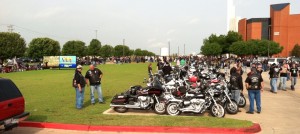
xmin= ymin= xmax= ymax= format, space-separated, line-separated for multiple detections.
xmin=274 ymin=32 xmax=280 ymax=36
xmin=160 ymin=47 xmax=169 ymax=56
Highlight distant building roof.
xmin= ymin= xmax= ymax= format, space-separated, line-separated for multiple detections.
xmin=247 ymin=18 xmax=271 ymax=24
xmin=271 ymin=3 xmax=290 ymax=11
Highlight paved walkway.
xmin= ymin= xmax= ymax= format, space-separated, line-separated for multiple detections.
xmin=226 ymin=71 xmax=300 ymax=134
xmin=4 ymin=71 xmax=300 ymax=134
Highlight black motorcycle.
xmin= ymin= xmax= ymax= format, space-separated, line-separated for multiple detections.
xmin=110 ymin=77 xmax=166 ymax=114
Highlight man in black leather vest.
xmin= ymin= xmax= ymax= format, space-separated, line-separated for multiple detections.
xmin=245 ymin=67 xmax=264 ymax=114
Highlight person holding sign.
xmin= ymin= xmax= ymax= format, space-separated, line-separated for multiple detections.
xmin=85 ymin=65 xmax=104 ymax=104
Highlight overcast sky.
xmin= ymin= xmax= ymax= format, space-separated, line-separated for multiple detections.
xmin=0 ymin=0 xmax=299 ymax=55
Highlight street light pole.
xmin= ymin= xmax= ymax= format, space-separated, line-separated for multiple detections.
xmin=123 ymin=39 xmax=125 ymax=57
xmin=268 ymin=42 xmax=270 ymax=58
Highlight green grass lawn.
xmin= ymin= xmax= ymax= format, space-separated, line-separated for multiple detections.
xmin=0 ymin=63 xmax=252 ymax=128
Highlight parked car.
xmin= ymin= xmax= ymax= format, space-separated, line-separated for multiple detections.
xmin=268 ymin=58 xmax=286 ymax=65
xmin=291 ymin=57 xmax=300 ymax=64
xmin=0 ymin=78 xmax=29 ymax=131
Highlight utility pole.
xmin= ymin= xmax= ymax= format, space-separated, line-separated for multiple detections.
xmin=268 ymin=42 xmax=270 ymax=58
xmin=123 ymin=39 xmax=125 ymax=57
xmin=95 ymin=30 xmax=98 ymax=39
xmin=184 ymin=44 xmax=186 ymax=56
xmin=7 ymin=25 xmax=14 ymax=33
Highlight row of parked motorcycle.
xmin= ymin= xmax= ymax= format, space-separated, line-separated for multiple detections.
xmin=110 ymin=64 xmax=246 ymax=118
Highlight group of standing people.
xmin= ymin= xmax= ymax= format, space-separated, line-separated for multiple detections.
xmin=269 ymin=60 xmax=299 ymax=94
xmin=73 ymin=64 xmax=104 ymax=109
xmin=229 ymin=62 xmax=264 ymax=114
xmin=230 ymin=60 xmax=299 ymax=114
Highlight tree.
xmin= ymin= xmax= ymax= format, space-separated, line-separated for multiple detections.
xmin=134 ymin=48 xmax=143 ymax=56
xmin=27 ymin=37 xmax=60 ymax=59
xmin=229 ymin=39 xmax=283 ymax=56
xmin=62 ymin=40 xmax=86 ymax=57
xmin=129 ymin=49 xmax=135 ymax=56
xmin=229 ymin=41 xmax=248 ymax=56
xmin=246 ymin=40 xmax=259 ymax=55
xmin=203 ymin=31 xmax=242 ymax=54
xmin=223 ymin=31 xmax=243 ymax=54
xmin=0 ymin=32 xmax=26 ymax=61
xmin=87 ymin=39 xmax=101 ymax=56
xmin=100 ymin=44 xmax=114 ymax=58
xmin=114 ymin=45 xmax=130 ymax=57
xmin=201 ymin=42 xmax=222 ymax=56
xmin=291 ymin=44 xmax=300 ymax=57
xmin=268 ymin=41 xmax=283 ymax=56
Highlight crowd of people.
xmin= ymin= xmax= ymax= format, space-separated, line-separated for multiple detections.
xmin=147 ymin=56 xmax=299 ymax=114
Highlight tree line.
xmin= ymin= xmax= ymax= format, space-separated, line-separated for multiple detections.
xmin=0 ymin=32 xmax=156 ymax=61
xmin=200 ymin=31 xmax=290 ymax=57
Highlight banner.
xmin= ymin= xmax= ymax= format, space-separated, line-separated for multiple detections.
xmin=43 ymin=56 xmax=60 ymax=67
xmin=59 ymin=56 xmax=77 ymax=68
xmin=43 ymin=56 xmax=76 ymax=68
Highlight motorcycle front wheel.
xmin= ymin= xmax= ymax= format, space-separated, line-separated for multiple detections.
xmin=238 ymin=95 xmax=246 ymax=108
xmin=210 ymin=104 xmax=225 ymax=118
xmin=225 ymin=100 xmax=238 ymax=114
xmin=113 ymin=107 xmax=128 ymax=113
xmin=154 ymin=102 xmax=166 ymax=115
xmin=166 ymin=102 xmax=181 ymax=116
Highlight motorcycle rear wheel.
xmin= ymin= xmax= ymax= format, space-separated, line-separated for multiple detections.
xmin=210 ymin=104 xmax=225 ymax=118
xmin=154 ymin=102 xmax=166 ymax=115
xmin=238 ymin=95 xmax=246 ymax=108
xmin=225 ymin=101 xmax=238 ymax=114
xmin=166 ymin=102 xmax=181 ymax=116
xmin=113 ymin=107 xmax=128 ymax=113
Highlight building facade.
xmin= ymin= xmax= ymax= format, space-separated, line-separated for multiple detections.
xmin=238 ymin=3 xmax=300 ymax=57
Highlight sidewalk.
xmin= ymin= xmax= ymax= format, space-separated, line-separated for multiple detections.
xmin=226 ymin=71 xmax=300 ymax=134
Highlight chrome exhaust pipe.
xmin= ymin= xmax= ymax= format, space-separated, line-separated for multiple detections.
xmin=110 ymin=104 xmax=140 ymax=109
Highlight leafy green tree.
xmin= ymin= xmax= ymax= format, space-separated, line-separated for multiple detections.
xmin=291 ymin=44 xmax=300 ymax=57
xmin=114 ymin=45 xmax=130 ymax=57
xmin=100 ymin=44 xmax=114 ymax=58
xmin=201 ymin=42 xmax=222 ymax=56
xmin=203 ymin=31 xmax=242 ymax=54
xmin=129 ymin=49 xmax=135 ymax=56
xmin=62 ymin=40 xmax=86 ymax=57
xmin=134 ymin=48 xmax=143 ymax=56
xmin=0 ymin=32 xmax=26 ymax=61
xmin=27 ymin=37 xmax=60 ymax=59
xmin=224 ymin=31 xmax=243 ymax=54
xmin=229 ymin=41 xmax=248 ymax=56
xmin=246 ymin=40 xmax=259 ymax=55
xmin=87 ymin=39 xmax=101 ymax=56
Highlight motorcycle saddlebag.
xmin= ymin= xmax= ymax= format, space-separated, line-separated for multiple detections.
xmin=111 ymin=94 xmax=128 ymax=104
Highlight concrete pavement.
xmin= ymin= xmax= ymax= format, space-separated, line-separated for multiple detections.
xmin=226 ymin=71 xmax=300 ymax=134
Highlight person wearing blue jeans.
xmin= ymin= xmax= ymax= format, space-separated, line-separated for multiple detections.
xmin=85 ymin=65 xmax=104 ymax=104
xmin=73 ymin=65 xmax=86 ymax=109
xmin=90 ymin=85 xmax=103 ymax=103
xmin=290 ymin=63 xmax=299 ymax=90
xmin=245 ymin=68 xmax=264 ymax=114
xmin=269 ymin=64 xmax=279 ymax=93
xmin=75 ymin=87 xmax=85 ymax=108
xmin=279 ymin=64 xmax=289 ymax=91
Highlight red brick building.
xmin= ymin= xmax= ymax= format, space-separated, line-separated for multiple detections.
xmin=238 ymin=3 xmax=300 ymax=57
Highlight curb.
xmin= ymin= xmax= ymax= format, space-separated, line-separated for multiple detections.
xmin=19 ymin=121 xmax=261 ymax=133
